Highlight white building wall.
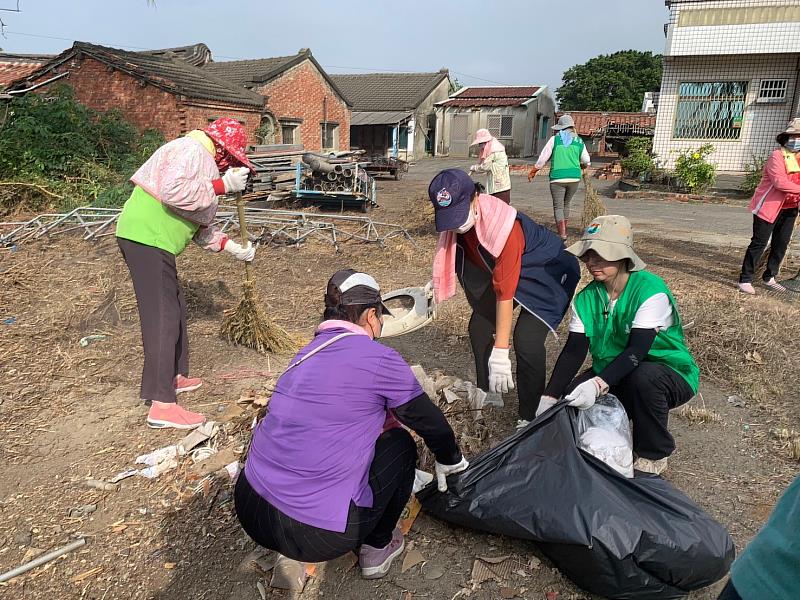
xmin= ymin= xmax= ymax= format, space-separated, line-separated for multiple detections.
xmin=652 ymin=54 xmax=800 ymax=171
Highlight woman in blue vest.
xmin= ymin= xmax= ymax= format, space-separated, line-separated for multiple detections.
xmin=429 ymin=169 xmax=580 ymax=429
xmin=528 ymin=114 xmax=591 ymax=241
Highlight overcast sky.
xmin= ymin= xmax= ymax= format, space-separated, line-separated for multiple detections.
xmin=1 ymin=0 xmax=668 ymax=94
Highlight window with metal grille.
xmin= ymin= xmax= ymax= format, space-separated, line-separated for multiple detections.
xmin=487 ymin=114 xmax=514 ymax=138
xmin=673 ymin=81 xmax=748 ymax=140
xmin=757 ymin=79 xmax=788 ymax=103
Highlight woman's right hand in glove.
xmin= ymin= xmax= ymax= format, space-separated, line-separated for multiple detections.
xmin=535 ymin=395 xmax=559 ymax=417
xmin=221 ymin=167 xmax=249 ymax=193
xmin=224 ymin=239 xmax=255 ymax=262
xmin=435 ymin=456 xmax=469 ymax=492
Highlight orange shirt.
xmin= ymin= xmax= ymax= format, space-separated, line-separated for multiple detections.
xmin=460 ymin=222 xmax=524 ymax=301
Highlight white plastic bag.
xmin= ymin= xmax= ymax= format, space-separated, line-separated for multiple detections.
xmin=576 ymin=394 xmax=634 ymax=478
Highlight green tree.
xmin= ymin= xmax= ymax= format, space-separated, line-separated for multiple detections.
xmin=556 ymin=50 xmax=662 ymax=112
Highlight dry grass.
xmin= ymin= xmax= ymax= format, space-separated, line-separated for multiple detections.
xmin=220 ymin=281 xmax=295 ymax=355
xmin=581 ymin=174 xmax=606 ymax=229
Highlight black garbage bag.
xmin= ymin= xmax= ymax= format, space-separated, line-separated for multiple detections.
xmin=417 ymin=404 xmax=734 ymax=600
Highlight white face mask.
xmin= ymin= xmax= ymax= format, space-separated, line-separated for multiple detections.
xmin=455 ymin=210 xmax=476 ymax=234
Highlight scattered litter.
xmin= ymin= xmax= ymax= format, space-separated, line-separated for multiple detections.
xmin=2 ymin=317 xmax=16 ymax=325
xmin=109 ymin=469 xmax=138 ymax=484
xmin=679 ymin=406 xmax=722 ymax=424
xmin=411 ymin=365 xmax=437 ymax=400
xmin=443 ymin=389 xmax=459 ymax=404
xmin=470 ymin=555 xmax=518 ymax=585
xmin=423 ymin=562 xmax=444 ymax=580
xmin=177 ymin=421 xmax=219 ymax=455
xmin=499 ymin=587 xmax=518 ymax=599
xmin=270 ymin=554 xmax=307 ymax=591
xmin=69 ymin=504 xmax=97 ymax=518
xmin=217 ymin=403 xmax=245 ymax=423
xmin=237 ymin=388 xmax=272 ymax=407
xmin=412 ymin=469 xmax=434 ymax=494
xmin=135 ymin=445 xmax=178 ymax=467
xmin=191 ymin=447 xmax=238 ymax=477
xmin=84 ymin=479 xmax=119 ymax=492
xmin=398 ymin=495 xmax=421 ymax=535
xmin=0 ymin=538 xmax=86 ymax=583
xmin=727 ymin=395 xmax=746 ymax=408
xmin=484 ymin=391 xmax=504 ymax=407
xmin=401 ymin=548 xmax=425 ymax=573
xmin=138 ymin=458 xmax=178 ymax=479
xmin=163 ymin=562 xmax=176 ymax=570
xmin=79 ymin=334 xmax=109 ymax=347
xmin=528 ymin=556 xmax=542 ymax=570
xmin=190 ymin=446 xmax=217 ymax=464
xmin=221 ymin=461 xmax=242 ymax=482
xmin=433 ymin=375 xmax=456 ymax=393
xmin=256 ymin=580 xmax=267 ymax=600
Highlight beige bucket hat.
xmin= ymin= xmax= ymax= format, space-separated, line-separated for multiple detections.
xmin=776 ymin=118 xmax=800 ymax=144
xmin=566 ymin=215 xmax=646 ymax=271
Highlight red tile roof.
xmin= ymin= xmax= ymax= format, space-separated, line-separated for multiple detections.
xmin=0 ymin=54 xmax=52 ymax=88
xmin=440 ymin=85 xmax=541 ymax=108
xmin=562 ymin=111 xmax=656 ymax=136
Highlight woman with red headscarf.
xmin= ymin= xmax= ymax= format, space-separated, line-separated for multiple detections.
xmin=116 ymin=118 xmax=256 ymax=429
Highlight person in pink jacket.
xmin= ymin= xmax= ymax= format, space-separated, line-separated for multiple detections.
xmin=738 ymin=119 xmax=800 ymax=294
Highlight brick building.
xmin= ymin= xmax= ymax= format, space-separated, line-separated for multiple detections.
xmin=6 ymin=42 xmax=266 ymax=141
xmin=564 ymin=111 xmax=656 ymax=156
xmin=204 ymin=49 xmax=352 ymax=152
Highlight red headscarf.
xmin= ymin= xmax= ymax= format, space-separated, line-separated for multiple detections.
xmin=203 ymin=118 xmax=255 ymax=173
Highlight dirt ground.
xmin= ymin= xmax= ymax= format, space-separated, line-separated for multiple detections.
xmin=1 ymin=166 xmax=799 ymax=600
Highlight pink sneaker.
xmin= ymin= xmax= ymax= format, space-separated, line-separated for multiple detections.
xmin=174 ymin=374 xmax=203 ymax=394
xmin=147 ymin=401 xmax=206 ymax=430
xmin=737 ymin=282 xmax=756 ymax=295
xmin=358 ymin=528 xmax=405 ymax=579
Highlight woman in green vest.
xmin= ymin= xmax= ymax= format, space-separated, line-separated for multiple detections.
xmin=537 ymin=215 xmax=699 ymax=474
xmin=116 ymin=118 xmax=256 ymax=430
xmin=528 ymin=114 xmax=591 ymax=241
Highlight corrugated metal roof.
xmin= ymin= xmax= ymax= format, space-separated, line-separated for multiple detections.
xmin=439 ymin=85 xmax=541 ymax=108
xmin=330 ymin=71 xmax=449 ymax=111
xmin=351 ymin=110 xmax=413 ymax=126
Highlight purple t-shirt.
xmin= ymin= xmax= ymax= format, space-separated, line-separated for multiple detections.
xmin=244 ymin=324 xmax=423 ymax=532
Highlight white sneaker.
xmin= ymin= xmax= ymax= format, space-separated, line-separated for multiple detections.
xmin=737 ymin=282 xmax=756 ymax=295
xmin=763 ymin=277 xmax=787 ymax=293
xmin=633 ymin=456 xmax=668 ymax=475
xmin=515 ymin=419 xmax=531 ymax=430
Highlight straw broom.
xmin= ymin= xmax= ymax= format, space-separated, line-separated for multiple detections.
xmin=220 ymin=193 xmax=295 ymax=354
xmin=581 ymin=172 xmax=607 ymax=229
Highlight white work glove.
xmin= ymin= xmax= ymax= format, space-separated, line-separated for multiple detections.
xmin=535 ymin=395 xmax=559 ymax=418
xmin=565 ymin=377 xmax=606 ymax=410
xmin=488 ymin=347 xmax=515 ymax=394
xmin=221 ymin=167 xmax=249 ymax=194
xmin=435 ymin=456 xmax=469 ymax=492
xmin=224 ymin=239 xmax=256 ymax=262
xmin=469 ymin=164 xmax=479 ymax=173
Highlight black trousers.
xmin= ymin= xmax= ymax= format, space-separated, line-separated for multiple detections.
xmin=568 ymin=362 xmax=693 ymax=460
xmin=717 ymin=581 xmax=743 ymax=600
xmin=118 ymin=238 xmax=188 ymax=403
xmin=462 ymin=261 xmax=550 ymax=421
xmin=234 ymin=428 xmax=417 ymax=563
xmin=739 ymin=208 xmax=798 ymax=283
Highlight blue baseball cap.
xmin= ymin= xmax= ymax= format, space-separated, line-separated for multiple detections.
xmin=428 ymin=169 xmax=475 ymax=232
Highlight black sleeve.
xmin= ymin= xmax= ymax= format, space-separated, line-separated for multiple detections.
xmin=393 ymin=393 xmax=461 ymax=465
xmin=543 ymin=332 xmax=590 ymax=398
xmin=597 ymin=328 xmax=658 ymax=386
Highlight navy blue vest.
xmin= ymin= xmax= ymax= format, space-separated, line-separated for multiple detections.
xmin=456 ymin=212 xmax=580 ymax=331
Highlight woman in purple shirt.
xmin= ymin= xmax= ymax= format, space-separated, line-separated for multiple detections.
xmin=235 ymin=269 xmax=468 ymax=581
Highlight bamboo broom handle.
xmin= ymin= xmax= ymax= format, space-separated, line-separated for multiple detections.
xmin=234 ymin=192 xmax=253 ymax=283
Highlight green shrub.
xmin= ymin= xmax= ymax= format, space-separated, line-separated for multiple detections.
xmin=0 ymin=85 xmax=164 ymax=213
xmin=620 ymin=137 xmax=657 ymax=179
xmin=674 ymin=144 xmax=717 ymax=193
xmin=740 ymin=156 xmax=767 ymax=196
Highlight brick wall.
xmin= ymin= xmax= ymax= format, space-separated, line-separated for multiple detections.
xmin=256 ymin=59 xmax=350 ymax=151
xmin=29 ymin=56 xmax=262 ymax=141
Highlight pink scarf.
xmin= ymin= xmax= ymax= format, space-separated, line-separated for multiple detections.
xmin=432 ymin=193 xmax=518 ymax=303
xmin=479 ymin=137 xmax=506 ymax=162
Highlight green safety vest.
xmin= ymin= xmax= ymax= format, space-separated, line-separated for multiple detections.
xmin=115 ymin=186 xmax=199 ymax=256
xmin=550 ymin=134 xmax=584 ymax=180
xmin=573 ymin=270 xmax=699 ymax=393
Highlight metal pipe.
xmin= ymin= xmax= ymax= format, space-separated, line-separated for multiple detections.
xmin=326 ymin=172 xmax=338 ymax=181
xmin=334 ymin=165 xmax=344 ymax=174
xmin=0 ymin=538 xmax=86 ymax=583
xmin=342 ymin=168 xmax=353 ymax=178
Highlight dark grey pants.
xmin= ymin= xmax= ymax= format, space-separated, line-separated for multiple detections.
xmin=549 ymin=181 xmax=580 ymax=223
xmin=739 ymin=208 xmax=798 ymax=283
xmin=117 ymin=238 xmax=188 ymax=403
